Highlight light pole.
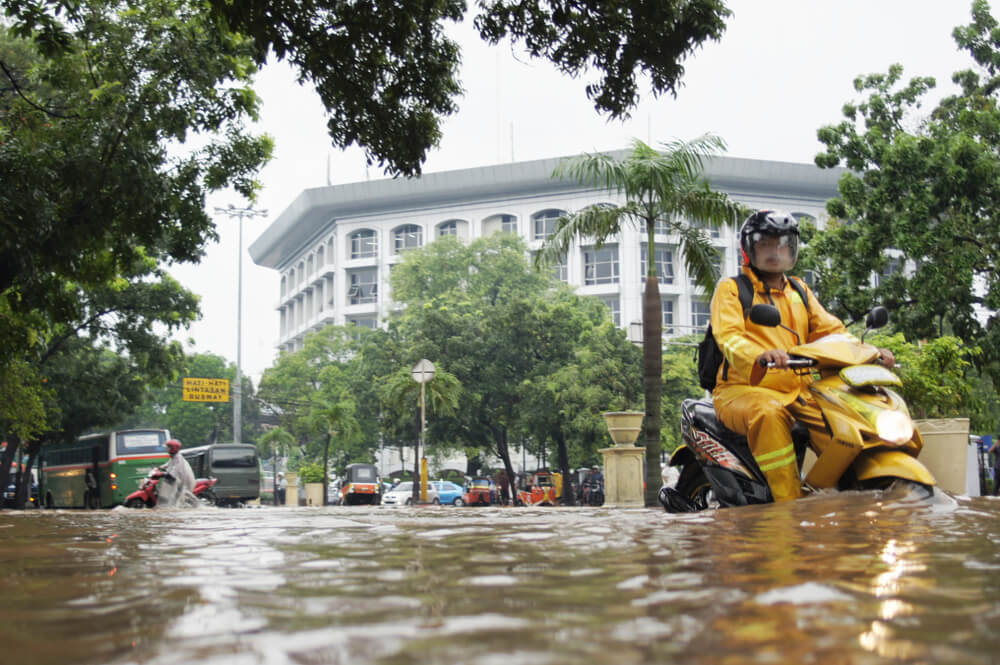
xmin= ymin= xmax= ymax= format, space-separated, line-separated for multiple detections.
xmin=214 ymin=204 xmax=268 ymax=443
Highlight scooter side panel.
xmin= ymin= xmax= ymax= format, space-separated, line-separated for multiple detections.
xmin=853 ymin=449 xmax=936 ymax=486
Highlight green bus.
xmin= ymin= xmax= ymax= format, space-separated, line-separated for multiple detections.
xmin=39 ymin=429 xmax=171 ymax=508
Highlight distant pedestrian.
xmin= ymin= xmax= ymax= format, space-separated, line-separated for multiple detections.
xmin=989 ymin=439 xmax=1000 ymax=496
xmin=276 ymin=472 xmax=287 ymax=505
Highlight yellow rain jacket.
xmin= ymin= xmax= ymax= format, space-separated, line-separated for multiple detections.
xmin=710 ymin=266 xmax=849 ymax=403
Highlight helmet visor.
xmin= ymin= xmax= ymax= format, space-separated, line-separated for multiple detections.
xmin=749 ymin=232 xmax=798 ymax=272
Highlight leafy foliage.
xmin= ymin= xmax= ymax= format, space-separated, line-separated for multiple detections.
xmin=537 ymin=136 xmax=750 ymax=505
xmin=811 ymin=1 xmax=1000 ymax=392
xmin=5 ymin=0 xmax=734 ymax=176
xmin=0 ymin=0 xmax=272 ymax=442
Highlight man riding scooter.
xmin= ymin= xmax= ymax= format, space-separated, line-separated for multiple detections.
xmin=709 ymin=210 xmax=896 ymax=501
xmin=158 ymin=438 xmax=196 ymax=507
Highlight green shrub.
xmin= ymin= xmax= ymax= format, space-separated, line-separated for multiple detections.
xmin=298 ymin=461 xmax=325 ymax=483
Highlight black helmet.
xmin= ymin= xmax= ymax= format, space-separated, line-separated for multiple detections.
xmin=739 ymin=210 xmax=800 ymax=271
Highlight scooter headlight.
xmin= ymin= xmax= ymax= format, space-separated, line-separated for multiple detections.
xmin=876 ymin=410 xmax=913 ymax=445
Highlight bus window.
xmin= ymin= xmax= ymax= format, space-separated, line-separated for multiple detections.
xmin=115 ymin=430 xmax=167 ymax=456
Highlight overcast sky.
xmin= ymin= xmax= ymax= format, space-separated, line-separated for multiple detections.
xmin=168 ymin=0 xmax=990 ymax=383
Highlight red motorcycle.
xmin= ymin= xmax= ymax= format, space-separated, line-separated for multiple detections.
xmin=125 ymin=467 xmax=218 ymax=508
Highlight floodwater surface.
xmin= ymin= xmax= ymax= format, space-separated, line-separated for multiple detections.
xmin=3 ymin=487 xmax=1000 ymax=664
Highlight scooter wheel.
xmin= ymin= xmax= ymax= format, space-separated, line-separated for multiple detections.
xmin=198 ymin=490 xmax=217 ymax=507
xmin=675 ymin=465 xmax=715 ymax=511
xmin=125 ymin=498 xmax=147 ymax=509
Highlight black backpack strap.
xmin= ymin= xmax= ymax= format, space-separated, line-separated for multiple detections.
xmin=721 ymin=273 xmax=755 ymax=383
xmin=787 ymin=276 xmax=811 ymax=313
xmin=733 ymin=273 xmax=754 ymax=317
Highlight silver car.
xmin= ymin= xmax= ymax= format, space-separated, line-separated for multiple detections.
xmin=381 ymin=481 xmax=440 ymax=506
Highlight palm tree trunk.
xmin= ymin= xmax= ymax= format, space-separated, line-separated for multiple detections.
xmin=643 ymin=274 xmax=663 ymax=506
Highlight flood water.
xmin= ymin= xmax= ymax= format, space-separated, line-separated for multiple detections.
xmin=3 ymin=487 xmax=1000 ymax=665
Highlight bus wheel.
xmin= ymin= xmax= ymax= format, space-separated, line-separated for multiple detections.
xmin=125 ymin=498 xmax=146 ymax=509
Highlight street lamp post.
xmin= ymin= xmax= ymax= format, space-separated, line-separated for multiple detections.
xmin=214 ymin=204 xmax=268 ymax=444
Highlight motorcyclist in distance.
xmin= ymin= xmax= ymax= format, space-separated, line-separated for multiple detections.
xmin=159 ymin=438 xmax=196 ymax=507
xmin=709 ymin=210 xmax=895 ymax=502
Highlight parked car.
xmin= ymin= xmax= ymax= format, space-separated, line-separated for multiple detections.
xmin=3 ymin=464 xmax=38 ymax=508
xmin=327 ymin=479 xmax=342 ymax=505
xmin=382 ymin=481 xmax=440 ymax=506
xmin=432 ymin=480 xmax=465 ymax=506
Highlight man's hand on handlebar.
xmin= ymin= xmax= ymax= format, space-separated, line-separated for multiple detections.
xmin=757 ymin=349 xmax=791 ymax=369
xmin=878 ymin=348 xmax=896 ymax=368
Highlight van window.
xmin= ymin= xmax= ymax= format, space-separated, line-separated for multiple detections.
xmin=213 ymin=448 xmax=257 ymax=468
xmin=352 ymin=466 xmax=376 ymax=481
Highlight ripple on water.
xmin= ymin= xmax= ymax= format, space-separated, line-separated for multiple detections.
xmin=6 ymin=495 xmax=1000 ymax=665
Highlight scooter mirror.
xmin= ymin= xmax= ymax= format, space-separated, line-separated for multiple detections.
xmin=866 ymin=306 xmax=889 ymax=329
xmin=749 ymin=304 xmax=781 ymax=327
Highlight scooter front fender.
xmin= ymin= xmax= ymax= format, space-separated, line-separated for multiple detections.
xmin=853 ymin=449 xmax=936 ymax=487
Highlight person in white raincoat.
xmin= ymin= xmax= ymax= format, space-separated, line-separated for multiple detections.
xmin=158 ymin=439 xmax=196 ymax=507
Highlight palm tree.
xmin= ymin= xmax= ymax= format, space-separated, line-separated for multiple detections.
xmin=259 ymin=426 xmax=295 ymax=505
xmin=379 ymin=365 xmax=462 ymax=504
xmin=538 ymin=136 xmax=750 ymax=506
xmin=310 ymin=395 xmax=360 ymax=505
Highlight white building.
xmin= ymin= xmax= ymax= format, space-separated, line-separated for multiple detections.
xmin=249 ymin=152 xmax=844 ymax=354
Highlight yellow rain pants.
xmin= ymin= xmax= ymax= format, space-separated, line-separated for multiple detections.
xmin=710 ymin=267 xmax=850 ymax=501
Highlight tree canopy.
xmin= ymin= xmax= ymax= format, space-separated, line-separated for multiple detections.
xmin=811 ymin=0 xmax=1000 ymax=388
xmin=0 ymin=0 xmax=272 ymax=442
xmin=4 ymin=0 xmax=733 ymax=176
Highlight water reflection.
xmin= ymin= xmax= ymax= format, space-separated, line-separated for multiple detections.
xmin=2 ymin=489 xmax=1000 ymax=664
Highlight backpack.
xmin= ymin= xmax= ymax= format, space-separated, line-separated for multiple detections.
xmin=696 ymin=274 xmax=810 ymax=391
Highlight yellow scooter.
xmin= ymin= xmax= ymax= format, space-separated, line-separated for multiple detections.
xmin=661 ymin=305 xmax=935 ymax=512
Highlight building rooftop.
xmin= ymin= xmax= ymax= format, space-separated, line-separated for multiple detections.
xmin=249 ymin=152 xmax=843 ymax=270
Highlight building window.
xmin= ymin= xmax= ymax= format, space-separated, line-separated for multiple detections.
xmin=348 ymin=268 xmax=378 ymax=305
xmin=640 ymin=244 xmax=675 ymax=284
xmin=533 ymin=209 xmax=564 ymax=240
xmin=690 ymin=219 xmax=722 ymax=239
xmin=348 ymin=317 xmax=378 ymax=329
xmin=691 ymin=299 xmax=711 ymax=333
xmin=501 ymin=214 xmax=517 ymax=234
xmin=639 ymin=219 xmax=670 ymax=235
xmin=662 ymin=299 xmax=675 ymax=335
xmin=438 ymin=220 xmax=459 ymax=238
xmin=394 ymin=224 xmax=423 ymax=253
xmin=350 ymin=230 xmax=377 ymax=259
xmin=584 ymin=246 xmax=619 ymax=285
xmin=597 ymin=295 xmax=620 ymax=326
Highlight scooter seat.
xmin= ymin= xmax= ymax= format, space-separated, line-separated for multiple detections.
xmin=686 ymin=398 xmax=809 ymax=459
xmin=687 ymin=399 xmax=750 ymax=450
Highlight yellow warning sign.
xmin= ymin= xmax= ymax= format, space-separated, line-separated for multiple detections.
xmin=182 ymin=378 xmax=230 ymax=403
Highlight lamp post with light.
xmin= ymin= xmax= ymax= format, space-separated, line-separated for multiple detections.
xmin=214 ymin=204 xmax=268 ymax=444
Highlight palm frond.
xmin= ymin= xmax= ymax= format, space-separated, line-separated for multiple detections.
xmin=677 ymin=226 xmax=722 ymax=295
xmin=535 ymin=203 xmax=628 ymax=267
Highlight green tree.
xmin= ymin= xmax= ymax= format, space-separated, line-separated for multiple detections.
xmin=391 ymin=234 xmax=640 ymax=504
xmin=258 ymin=426 xmax=294 ymax=505
xmin=537 ymin=137 xmax=750 ymax=506
xmin=517 ymin=312 xmax=643 ymax=504
xmin=0 ymin=0 xmax=272 ymax=437
xmin=6 ymin=0 xmax=733 ymax=176
xmin=379 ymin=366 xmax=462 ymax=503
xmin=309 ymin=394 xmax=360 ymax=505
xmin=811 ymin=0 xmax=1000 ymax=389
xmin=659 ymin=338 xmax=703 ymax=455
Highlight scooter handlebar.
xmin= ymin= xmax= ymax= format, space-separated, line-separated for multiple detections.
xmin=757 ymin=357 xmax=817 ymax=369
